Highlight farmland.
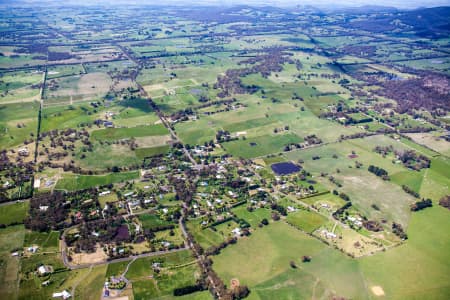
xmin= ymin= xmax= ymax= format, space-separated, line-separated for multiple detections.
xmin=0 ymin=2 xmax=449 ymax=300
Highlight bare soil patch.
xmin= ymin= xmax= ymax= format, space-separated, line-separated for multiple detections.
xmin=371 ymin=285 xmax=385 ymax=296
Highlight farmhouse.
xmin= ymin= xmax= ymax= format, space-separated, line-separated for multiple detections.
xmin=18 ymin=147 xmax=29 ymax=156
xmin=231 ymin=228 xmax=241 ymax=236
xmin=27 ymin=245 xmax=39 ymax=253
xmin=52 ymin=290 xmax=71 ymax=299
xmin=37 ymin=265 xmax=53 ymax=276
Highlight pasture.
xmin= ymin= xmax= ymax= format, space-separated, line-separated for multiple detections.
xmin=0 ymin=102 xmax=39 ymax=148
xmin=213 ymin=221 xmax=369 ymax=299
xmin=286 ymin=209 xmax=328 ymax=233
xmin=0 ymin=201 xmax=29 ymax=226
xmin=0 ymin=225 xmax=25 ymax=300
xmin=90 ymin=124 xmax=168 ymax=141
xmin=55 ymin=171 xmax=139 ymax=191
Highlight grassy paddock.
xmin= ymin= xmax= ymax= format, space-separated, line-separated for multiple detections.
xmin=0 ymin=201 xmax=29 ymax=225
xmin=55 ymin=171 xmax=139 ymax=191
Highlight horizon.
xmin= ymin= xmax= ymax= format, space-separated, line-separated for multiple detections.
xmin=2 ymin=0 xmax=450 ymax=9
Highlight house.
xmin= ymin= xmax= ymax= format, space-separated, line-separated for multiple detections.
xmin=28 ymin=245 xmax=39 ymax=253
xmin=52 ymin=290 xmax=71 ymax=299
xmin=231 ymin=228 xmax=241 ymax=236
xmin=18 ymin=148 xmax=29 ymax=156
xmin=99 ymin=191 xmax=111 ymax=196
xmin=38 ymin=265 xmax=52 ymax=276
xmin=287 ymin=206 xmax=296 ymax=212
xmin=39 ymin=205 xmax=49 ymax=211
xmin=103 ymin=121 xmax=114 ymax=128
xmin=42 ymin=280 xmax=51 ymax=286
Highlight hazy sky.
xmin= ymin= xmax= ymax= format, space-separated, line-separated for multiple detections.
xmin=7 ymin=0 xmax=450 ymax=8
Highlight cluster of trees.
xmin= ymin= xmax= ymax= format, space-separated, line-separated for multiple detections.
xmin=363 ymin=220 xmax=383 ymax=232
xmin=338 ymin=132 xmax=375 ymax=142
xmin=69 ymin=217 xmax=128 ymax=253
xmin=214 ymin=48 xmax=293 ymax=97
xmin=439 ymin=195 xmax=450 ymax=210
xmin=216 ymin=130 xmax=235 ymax=143
xmin=332 ymin=202 xmax=352 ymax=221
xmin=377 ymin=73 xmax=450 ymax=114
xmin=373 ymin=145 xmax=394 ymax=157
xmin=368 ymin=165 xmax=390 ymax=180
xmin=25 ymin=188 xmax=102 ymax=232
xmin=402 ymin=185 xmax=420 ymax=198
xmin=396 ymin=150 xmax=430 ymax=170
xmin=0 ymin=149 xmax=34 ymax=201
xmin=169 ymin=169 xmax=198 ymax=207
xmin=48 ymin=51 xmax=76 ymax=61
xmin=270 ymin=203 xmax=287 ymax=216
xmin=392 ymin=222 xmax=408 ymax=240
xmin=411 ymin=199 xmax=432 ymax=211
xmin=205 ymin=236 xmax=238 ymax=256
xmin=173 ymin=284 xmax=205 ymax=296
xmin=25 ymin=192 xmax=69 ymax=231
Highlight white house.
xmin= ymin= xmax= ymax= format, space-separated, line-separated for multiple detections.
xmin=52 ymin=290 xmax=71 ymax=299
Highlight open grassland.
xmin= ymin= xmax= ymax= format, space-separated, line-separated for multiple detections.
xmin=0 ymin=70 xmax=42 ymax=103
xmin=232 ymin=206 xmax=272 ymax=228
xmin=132 ymin=264 xmax=199 ymax=300
xmin=284 ymin=138 xmax=417 ymax=227
xmin=44 ymin=72 xmax=112 ymax=103
xmin=138 ymin=214 xmax=174 ymax=231
xmin=0 ymin=225 xmax=25 ymax=300
xmin=405 ymin=132 xmax=450 ymax=157
xmin=360 ymin=206 xmax=450 ymax=300
xmin=74 ymin=265 xmax=107 ymax=300
xmin=40 ymin=103 xmax=98 ymax=132
xmin=222 ymin=133 xmax=302 ymax=158
xmin=23 ymin=231 xmax=59 ymax=253
xmin=0 ymin=102 xmax=39 ymax=148
xmin=213 ymin=221 xmax=369 ymax=299
xmin=18 ymin=252 xmax=69 ymax=300
xmin=286 ymin=209 xmax=328 ymax=233
xmin=186 ymin=220 xmax=225 ymax=250
xmin=174 ymin=75 xmax=360 ymax=147
xmin=135 ymin=145 xmax=170 ymax=159
xmin=0 ymin=201 xmax=29 ymax=226
xmin=55 ymin=171 xmax=139 ymax=191
xmin=47 ymin=64 xmax=85 ymax=79
xmin=91 ymin=124 xmax=168 ymax=141
xmin=74 ymin=142 xmax=142 ymax=170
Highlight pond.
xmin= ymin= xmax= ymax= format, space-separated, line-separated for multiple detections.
xmin=271 ymin=162 xmax=301 ymax=175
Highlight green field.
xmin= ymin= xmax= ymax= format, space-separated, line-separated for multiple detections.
xmin=186 ymin=220 xmax=225 ymax=250
xmin=286 ymin=209 xmax=328 ymax=233
xmin=213 ymin=221 xmax=369 ymax=299
xmin=222 ymin=133 xmax=302 ymax=158
xmin=0 ymin=201 xmax=29 ymax=225
xmin=0 ymin=225 xmax=25 ymax=300
xmin=138 ymin=214 xmax=174 ymax=231
xmin=55 ymin=171 xmax=139 ymax=191
xmin=0 ymin=102 xmax=39 ymax=148
xmin=23 ymin=231 xmax=59 ymax=252
xmin=135 ymin=145 xmax=170 ymax=159
xmin=232 ymin=206 xmax=272 ymax=228
xmin=91 ymin=124 xmax=168 ymax=141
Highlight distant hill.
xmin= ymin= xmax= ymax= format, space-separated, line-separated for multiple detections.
xmin=344 ymin=6 xmax=450 ymax=38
